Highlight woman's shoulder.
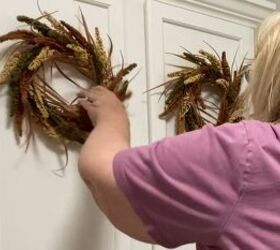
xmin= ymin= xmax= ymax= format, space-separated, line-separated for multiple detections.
xmin=236 ymin=119 xmax=280 ymax=189
xmin=239 ymin=119 xmax=280 ymax=142
xmin=211 ymin=119 xmax=280 ymax=141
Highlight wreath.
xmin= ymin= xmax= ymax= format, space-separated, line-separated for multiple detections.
xmin=0 ymin=12 xmax=136 ymax=156
xmin=157 ymin=47 xmax=249 ymax=134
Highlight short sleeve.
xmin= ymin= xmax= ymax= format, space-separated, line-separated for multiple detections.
xmin=113 ymin=122 xmax=248 ymax=248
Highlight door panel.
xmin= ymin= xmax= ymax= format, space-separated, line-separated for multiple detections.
xmin=146 ymin=0 xmax=254 ymax=142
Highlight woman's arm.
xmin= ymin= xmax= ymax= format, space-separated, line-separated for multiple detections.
xmin=78 ymin=86 xmax=155 ymax=243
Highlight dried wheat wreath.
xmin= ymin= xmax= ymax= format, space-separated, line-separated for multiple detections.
xmin=0 ymin=13 xmax=136 ymax=152
xmin=157 ymin=48 xmax=249 ymax=134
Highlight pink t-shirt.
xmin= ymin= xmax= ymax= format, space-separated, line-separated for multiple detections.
xmin=113 ymin=120 xmax=280 ymax=249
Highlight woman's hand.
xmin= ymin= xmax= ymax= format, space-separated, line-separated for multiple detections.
xmin=78 ymin=86 xmax=129 ymax=127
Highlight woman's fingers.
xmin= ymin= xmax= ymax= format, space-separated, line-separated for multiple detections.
xmin=78 ymin=91 xmax=97 ymax=103
xmin=78 ymin=86 xmax=105 ymax=102
xmin=79 ymin=99 xmax=92 ymax=111
xmin=79 ymin=99 xmax=98 ymax=125
xmin=77 ymin=92 xmax=86 ymax=98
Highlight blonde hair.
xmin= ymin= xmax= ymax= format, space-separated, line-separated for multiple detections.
xmin=245 ymin=12 xmax=280 ymax=122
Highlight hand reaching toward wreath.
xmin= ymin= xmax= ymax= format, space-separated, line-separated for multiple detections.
xmin=78 ymin=86 xmax=129 ymax=129
xmin=77 ymin=84 xmax=153 ymax=244
xmin=77 ymin=85 xmax=132 ymax=228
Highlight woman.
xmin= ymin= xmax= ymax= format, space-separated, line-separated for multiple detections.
xmin=78 ymin=12 xmax=280 ymax=250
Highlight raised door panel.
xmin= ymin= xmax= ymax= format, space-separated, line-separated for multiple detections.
xmin=146 ymin=0 xmax=255 ymax=142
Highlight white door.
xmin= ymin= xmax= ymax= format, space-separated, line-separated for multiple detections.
xmin=0 ymin=0 xmax=150 ymax=250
